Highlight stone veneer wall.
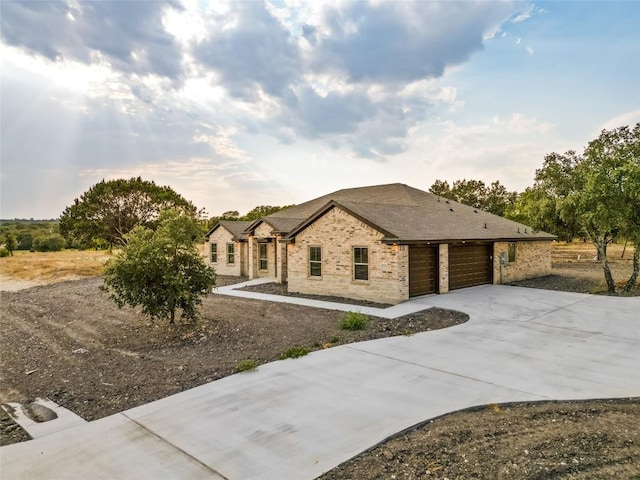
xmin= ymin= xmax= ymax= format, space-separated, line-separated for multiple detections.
xmin=493 ymin=240 xmax=552 ymax=284
xmin=205 ymin=228 xmax=246 ymax=276
xmin=287 ymin=207 xmax=409 ymax=304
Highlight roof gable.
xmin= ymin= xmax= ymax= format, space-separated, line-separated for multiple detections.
xmin=205 ymin=220 xmax=253 ymax=241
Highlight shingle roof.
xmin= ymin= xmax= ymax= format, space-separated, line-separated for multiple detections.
xmin=261 ymin=183 xmax=554 ymax=242
xmin=206 ymin=220 xmax=253 ymax=241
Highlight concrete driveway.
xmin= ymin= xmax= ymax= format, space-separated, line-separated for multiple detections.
xmin=2 ymin=285 xmax=639 ymax=479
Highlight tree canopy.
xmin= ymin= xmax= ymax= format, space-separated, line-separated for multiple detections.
xmin=566 ymin=124 xmax=640 ymax=293
xmin=429 ymin=179 xmax=517 ymax=216
xmin=506 ymin=152 xmax=583 ymax=242
xmin=60 ymin=177 xmax=198 ymax=248
xmin=102 ymin=209 xmax=216 ymax=324
xmin=512 ymin=124 xmax=639 ymax=293
xmin=207 ymin=205 xmax=293 ymax=229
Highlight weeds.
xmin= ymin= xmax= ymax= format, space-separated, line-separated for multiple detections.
xmin=340 ymin=311 xmax=369 ymax=331
xmin=280 ymin=346 xmax=310 ymax=359
xmin=235 ymin=359 xmax=258 ymax=372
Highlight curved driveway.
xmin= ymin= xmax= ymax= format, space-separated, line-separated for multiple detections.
xmin=2 ymin=285 xmax=639 ymax=479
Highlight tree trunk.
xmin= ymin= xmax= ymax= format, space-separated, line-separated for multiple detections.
xmin=621 ymin=239 xmax=628 ymax=259
xmin=623 ymin=244 xmax=639 ymax=293
xmin=594 ymin=240 xmax=616 ymax=294
xmin=169 ymin=308 xmax=175 ymax=324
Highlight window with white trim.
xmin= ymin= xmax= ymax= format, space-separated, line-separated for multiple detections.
xmin=210 ymin=243 xmax=217 ymax=263
xmin=353 ymin=247 xmax=369 ymax=281
xmin=309 ymin=246 xmax=322 ymax=277
xmin=227 ymin=243 xmax=235 ymax=264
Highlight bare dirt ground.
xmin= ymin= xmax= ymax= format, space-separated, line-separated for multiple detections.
xmin=1 ymin=244 xmax=638 ymax=479
xmin=0 ymin=276 xmax=465 ymax=446
xmin=509 ymin=242 xmax=639 ymax=296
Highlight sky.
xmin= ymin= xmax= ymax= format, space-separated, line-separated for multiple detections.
xmin=1 ymin=0 xmax=639 ymax=220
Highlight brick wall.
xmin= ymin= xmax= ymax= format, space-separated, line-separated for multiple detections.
xmin=205 ymin=228 xmax=246 ymax=276
xmin=493 ymin=241 xmax=552 ymax=283
xmin=287 ymin=207 xmax=408 ymax=304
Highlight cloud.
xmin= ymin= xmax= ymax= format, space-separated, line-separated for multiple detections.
xmin=309 ymin=1 xmax=518 ymax=84
xmin=192 ymin=1 xmax=301 ymax=100
xmin=0 ymin=0 xmax=184 ymax=79
xmin=599 ymin=110 xmax=640 ymax=131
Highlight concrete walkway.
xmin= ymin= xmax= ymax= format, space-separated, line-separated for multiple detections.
xmin=2 ymin=286 xmax=639 ymax=479
xmin=215 ymin=278 xmax=432 ymax=318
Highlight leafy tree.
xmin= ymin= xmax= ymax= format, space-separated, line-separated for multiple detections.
xmin=242 ymin=205 xmax=292 ymax=221
xmin=17 ymin=232 xmax=33 ymax=251
xmin=429 ymin=179 xmax=452 ymax=198
xmin=505 ymin=152 xmax=582 ymax=242
xmin=515 ymin=124 xmax=639 ymax=294
xmin=32 ymin=234 xmax=65 ymax=252
xmin=102 ymin=209 xmax=216 ymax=324
xmin=221 ymin=210 xmax=240 ymax=220
xmin=4 ymin=231 xmax=17 ymax=255
xmin=565 ymin=124 xmax=639 ymax=293
xmin=429 ymin=179 xmax=516 ymax=216
xmin=60 ymin=177 xmax=198 ymax=248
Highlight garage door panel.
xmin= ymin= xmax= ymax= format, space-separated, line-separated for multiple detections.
xmin=449 ymin=244 xmax=493 ymax=290
xmin=409 ymin=246 xmax=438 ymax=297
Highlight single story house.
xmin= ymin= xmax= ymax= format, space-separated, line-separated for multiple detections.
xmin=204 ymin=220 xmax=253 ymax=276
xmin=206 ymin=183 xmax=555 ymax=304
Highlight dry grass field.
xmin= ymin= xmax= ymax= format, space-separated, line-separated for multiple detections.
xmin=0 ymin=250 xmax=111 ymax=290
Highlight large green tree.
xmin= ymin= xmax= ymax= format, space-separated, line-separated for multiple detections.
xmin=60 ymin=177 xmax=198 ymax=248
xmin=513 ymin=124 xmax=639 ymax=294
xmin=506 ymin=151 xmax=582 ymax=242
xmin=565 ymin=124 xmax=639 ymax=293
xmin=429 ymin=179 xmax=517 ymax=216
xmin=102 ymin=209 xmax=216 ymax=324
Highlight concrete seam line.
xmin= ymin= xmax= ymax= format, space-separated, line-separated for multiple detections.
xmin=522 ymin=296 xmax=593 ymax=324
xmin=344 ymin=345 xmax=546 ymax=398
xmin=121 ymin=413 xmax=231 ymax=480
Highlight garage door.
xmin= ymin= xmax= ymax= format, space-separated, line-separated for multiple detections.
xmin=409 ymin=245 xmax=438 ymax=297
xmin=449 ymin=244 xmax=493 ymax=290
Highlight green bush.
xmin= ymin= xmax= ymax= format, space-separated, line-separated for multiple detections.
xmin=235 ymin=359 xmax=258 ymax=372
xmin=32 ymin=234 xmax=65 ymax=252
xmin=17 ymin=233 xmax=33 ymax=250
xmin=0 ymin=247 xmax=10 ymax=257
xmin=340 ymin=311 xmax=369 ymax=331
xmin=280 ymin=346 xmax=309 ymax=359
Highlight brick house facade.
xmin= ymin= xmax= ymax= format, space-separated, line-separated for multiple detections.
xmin=208 ymin=184 xmax=555 ymax=304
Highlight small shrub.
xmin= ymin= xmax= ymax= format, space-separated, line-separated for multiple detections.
xmin=280 ymin=346 xmax=309 ymax=359
xmin=235 ymin=359 xmax=258 ymax=372
xmin=340 ymin=311 xmax=369 ymax=331
xmin=0 ymin=247 xmax=10 ymax=257
xmin=329 ymin=335 xmax=340 ymax=344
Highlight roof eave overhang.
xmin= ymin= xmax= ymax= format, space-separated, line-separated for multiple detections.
xmin=381 ymin=235 xmax=557 ymax=245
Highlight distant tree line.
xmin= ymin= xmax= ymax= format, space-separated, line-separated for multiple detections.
xmin=207 ymin=205 xmax=294 ymax=229
xmin=0 ymin=220 xmax=65 ymax=254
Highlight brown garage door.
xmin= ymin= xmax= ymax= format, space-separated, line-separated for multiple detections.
xmin=409 ymin=245 xmax=438 ymax=297
xmin=449 ymin=244 xmax=493 ymax=290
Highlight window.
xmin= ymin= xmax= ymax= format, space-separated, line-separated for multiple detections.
xmin=259 ymin=243 xmax=268 ymax=271
xmin=508 ymin=242 xmax=516 ymax=263
xmin=309 ymin=246 xmax=322 ymax=277
xmin=353 ymin=247 xmax=369 ymax=281
xmin=227 ymin=243 xmax=235 ymax=264
xmin=210 ymin=243 xmax=217 ymax=263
